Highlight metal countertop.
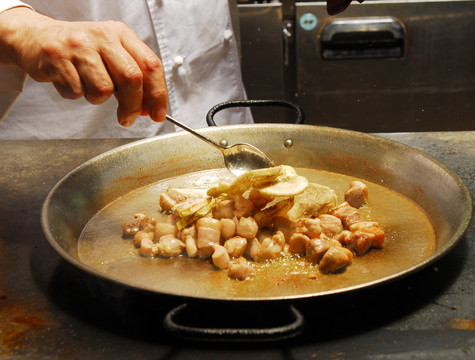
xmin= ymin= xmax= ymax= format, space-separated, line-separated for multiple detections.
xmin=0 ymin=132 xmax=473 ymax=359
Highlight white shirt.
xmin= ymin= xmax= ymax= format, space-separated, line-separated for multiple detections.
xmin=0 ymin=0 xmax=252 ymax=139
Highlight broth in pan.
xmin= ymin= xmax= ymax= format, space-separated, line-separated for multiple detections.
xmin=78 ymin=167 xmax=436 ymax=299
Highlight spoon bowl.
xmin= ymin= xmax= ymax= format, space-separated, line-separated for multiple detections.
xmin=165 ymin=114 xmax=274 ymax=176
xmin=221 ymin=143 xmax=275 ymax=176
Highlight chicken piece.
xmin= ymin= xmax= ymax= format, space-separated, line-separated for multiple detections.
xmin=236 ymin=216 xmax=259 ymax=239
xmin=212 ymin=199 xmax=235 ymax=219
xmin=350 ymin=222 xmax=385 ymax=243
xmin=319 ymin=246 xmax=353 ymax=273
xmin=122 ymin=212 xmax=147 ymax=236
xmin=196 ymin=217 xmax=222 ymax=258
xmin=344 ymin=181 xmax=369 ymax=208
xmin=234 ymin=196 xmax=256 ymax=218
xmin=350 ymin=222 xmax=385 ymax=255
xmin=318 ymin=214 xmax=343 ymax=237
xmin=273 ymin=216 xmax=298 ymax=242
xmin=246 ymin=237 xmax=261 ymax=261
xmin=123 ymin=219 xmax=141 ymax=237
xmin=197 ymin=216 xmax=223 ymax=231
xmin=330 ymin=202 xmax=360 ymax=229
xmin=334 ymin=230 xmax=355 ymax=248
xmin=178 ymin=224 xmax=196 ymax=241
xmin=184 ymin=235 xmax=198 ymax=258
xmin=157 ymin=234 xmax=185 ymax=257
xmin=306 ymin=237 xmax=334 ymax=264
xmin=133 ymin=230 xmax=154 ymax=248
xmin=140 ymin=237 xmax=159 ymax=257
xmin=220 ymin=218 xmax=236 ymax=240
xmin=300 ymin=218 xmax=322 ymax=238
xmin=154 ymin=222 xmax=177 ymax=240
xmin=137 ymin=215 xmax=156 ymax=234
xmin=352 ymin=231 xmax=375 ymax=255
xmin=224 ymin=236 xmax=248 ymax=258
xmin=228 ymin=257 xmax=255 ymax=280
xmin=248 ymin=189 xmax=274 ymax=210
xmin=135 ymin=212 xmax=147 ymax=221
xmin=259 ymin=231 xmax=286 ymax=260
xmin=211 ymin=244 xmax=230 ymax=269
xmin=288 ymin=233 xmax=310 ymax=256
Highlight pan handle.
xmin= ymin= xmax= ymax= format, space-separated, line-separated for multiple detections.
xmin=206 ymin=99 xmax=305 ymax=126
xmin=163 ymin=303 xmax=305 ymax=342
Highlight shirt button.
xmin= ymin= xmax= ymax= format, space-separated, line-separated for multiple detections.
xmin=173 ymin=55 xmax=184 ymax=68
xmin=224 ymin=29 xmax=233 ymax=41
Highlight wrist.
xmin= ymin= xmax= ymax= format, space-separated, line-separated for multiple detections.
xmin=0 ymin=7 xmax=40 ymax=66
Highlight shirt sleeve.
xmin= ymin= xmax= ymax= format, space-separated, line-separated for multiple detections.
xmin=0 ymin=1 xmax=33 ymax=14
xmin=0 ymin=66 xmax=28 ymax=122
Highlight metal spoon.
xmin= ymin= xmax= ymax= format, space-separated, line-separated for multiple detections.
xmin=166 ymin=114 xmax=274 ymax=176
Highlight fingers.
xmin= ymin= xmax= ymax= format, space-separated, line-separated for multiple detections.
xmin=114 ymin=61 xmax=144 ymax=127
xmin=102 ymin=48 xmax=144 ymax=126
xmin=120 ymin=33 xmax=168 ymax=123
xmin=14 ymin=16 xmax=167 ymax=127
xmin=44 ymin=59 xmax=85 ymax=100
xmin=41 ymin=49 xmax=117 ymax=106
xmin=74 ymin=54 xmax=115 ymax=105
xmin=141 ymin=54 xmax=168 ymax=123
xmin=94 ymin=22 xmax=167 ymax=126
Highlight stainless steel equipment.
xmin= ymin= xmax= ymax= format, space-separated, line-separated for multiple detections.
xmin=41 ymin=124 xmax=472 ymax=303
xmin=238 ymin=0 xmax=475 ymax=131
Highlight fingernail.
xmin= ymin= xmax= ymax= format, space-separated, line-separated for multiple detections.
xmin=119 ymin=117 xmax=133 ymax=127
xmin=152 ymin=108 xmax=167 ymax=122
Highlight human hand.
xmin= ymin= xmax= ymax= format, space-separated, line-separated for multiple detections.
xmin=0 ymin=7 xmax=167 ymax=126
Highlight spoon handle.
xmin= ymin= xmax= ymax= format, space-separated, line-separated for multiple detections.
xmin=165 ymin=114 xmax=223 ymax=150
